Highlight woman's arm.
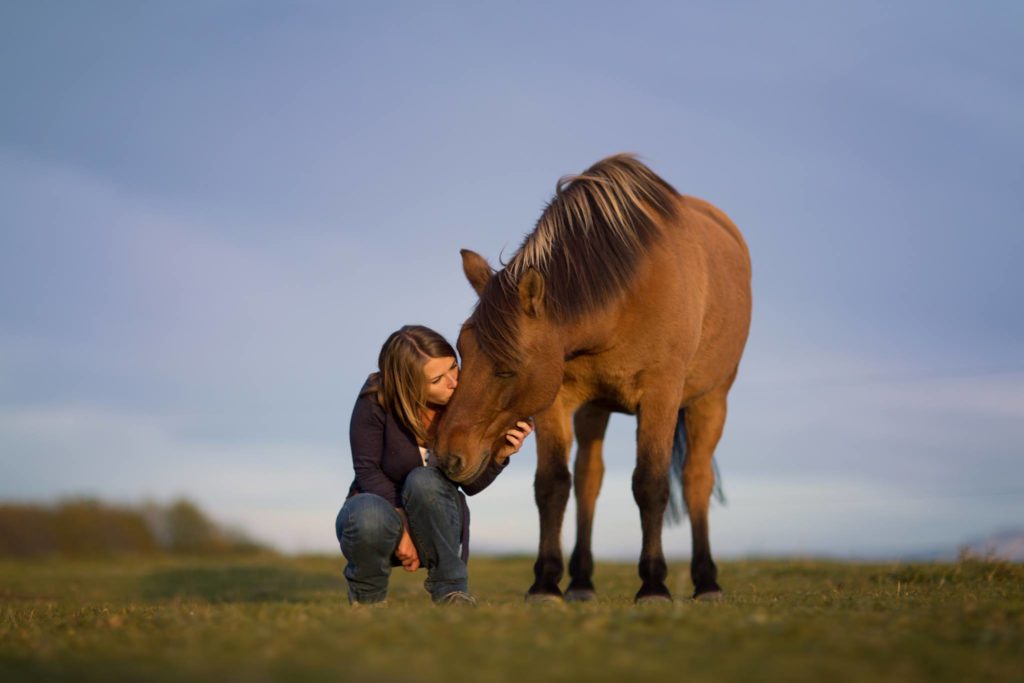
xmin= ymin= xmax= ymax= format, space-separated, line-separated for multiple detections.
xmin=394 ymin=508 xmax=420 ymax=571
xmin=461 ymin=457 xmax=510 ymax=496
xmin=349 ymin=395 xmax=401 ymax=507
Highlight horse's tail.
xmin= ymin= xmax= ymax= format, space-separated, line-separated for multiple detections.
xmin=666 ymin=409 xmax=726 ymax=526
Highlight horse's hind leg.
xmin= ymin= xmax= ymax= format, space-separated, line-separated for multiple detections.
xmin=566 ymin=403 xmax=611 ymax=602
xmin=632 ymin=397 xmax=678 ymax=603
xmin=683 ymin=381 xmax=733 ymax=599
xmin=526 ymin=398 xmax=574 ymax=602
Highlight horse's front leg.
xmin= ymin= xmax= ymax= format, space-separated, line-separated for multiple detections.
xmin=632 ymin=395 xmax=679 ymax=604
xmin=566 ymin=403 xmax=611 ymax=602
xmin=526 ymin=398 xmax=574 ymax=603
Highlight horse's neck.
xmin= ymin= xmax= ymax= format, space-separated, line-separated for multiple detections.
xmin=560 ymin=306 xmax=620 ymax=356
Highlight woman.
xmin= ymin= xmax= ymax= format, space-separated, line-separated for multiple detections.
xmin=335 ymin=325 xmax=533 ymax=606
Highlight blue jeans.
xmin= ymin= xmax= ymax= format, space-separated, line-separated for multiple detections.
xmin=335 ymin=467 xmax=467 ymax=603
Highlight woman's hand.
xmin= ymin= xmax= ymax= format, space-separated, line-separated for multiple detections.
xmin=394 ymin=511 xmax=420 ymax=572
xmin=495 ymin=419 xmax=534 ymax=464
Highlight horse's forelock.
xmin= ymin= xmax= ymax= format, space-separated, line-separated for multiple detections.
xmin=470 ymin=273 xmax=522 ymax=368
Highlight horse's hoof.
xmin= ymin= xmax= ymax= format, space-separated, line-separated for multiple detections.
xmin=524 ymin=592 xmax=564 ymax=605
xmin=564 ymin=588 xmax=596 ymax=603
xmin=694 ymin=590 xmax=724 ymax=603
xmin=635 ymin=594 xmax=673 ymax=606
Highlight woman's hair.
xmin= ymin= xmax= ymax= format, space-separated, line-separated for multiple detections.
xmin=365 ymin=325 xmax=457 ymax=446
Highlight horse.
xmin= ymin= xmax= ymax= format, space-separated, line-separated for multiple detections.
xmin=434 ymin=154 xmax=752 ymax=603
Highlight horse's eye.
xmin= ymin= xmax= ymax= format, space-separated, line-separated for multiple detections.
xmin=495 ymin=370 xmax=516 ymax=379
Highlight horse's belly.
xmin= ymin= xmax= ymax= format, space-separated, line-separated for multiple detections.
xmin=586 ymin=395 xmax=636 ymax=416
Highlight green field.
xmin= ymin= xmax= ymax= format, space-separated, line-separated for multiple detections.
xmin=1 ymin=554 xmax=1021 ymax=682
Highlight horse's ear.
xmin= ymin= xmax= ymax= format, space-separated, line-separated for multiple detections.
xmin=518 ymin=268 xmax=545 ymax=318
xmin=461 ymin=249 xmax=492 ymax=297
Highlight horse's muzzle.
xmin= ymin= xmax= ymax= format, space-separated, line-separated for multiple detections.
xmin=439 ymin=452 xmax=465 ymax=480
xmin=441 ymin=450 xmax=491 ymax=484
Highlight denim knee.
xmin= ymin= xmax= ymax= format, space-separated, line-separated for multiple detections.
xmin=402 ymin=466 xmax=456 ymax=507
xmin=336 ymin=494 xmax=402 ymax=555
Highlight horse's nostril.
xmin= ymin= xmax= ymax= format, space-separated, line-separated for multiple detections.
xmin=448 ymin=454 xmax=464 ymax=476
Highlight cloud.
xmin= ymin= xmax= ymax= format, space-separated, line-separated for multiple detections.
xmin=1 ymin=4 xmax=1022 ymax=560
xmin=2 ymin=151 xmax=1021 ymax=558
xmin=0 ymin=149 xmax=477 ymax=441
xmin=1 ymin=361 xmax=1021 ymax=557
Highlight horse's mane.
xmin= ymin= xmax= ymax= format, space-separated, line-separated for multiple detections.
xmin=471 ymin=154 xmax=679 ymax=366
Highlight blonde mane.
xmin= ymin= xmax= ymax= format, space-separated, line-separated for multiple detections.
xmin=472 ymin=154 xmax=679 ymax=365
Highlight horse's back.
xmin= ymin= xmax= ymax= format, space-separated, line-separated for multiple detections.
xmin=678 ymin=195 xmax=751 ymax=276
xmin=555 ymin=188 xmax=751 ymax=410
xmin=667 ymin=195 xmax=752 ymax=401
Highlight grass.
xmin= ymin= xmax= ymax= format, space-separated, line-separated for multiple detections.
xmin=1 ymin=554 xmax=1021 ymax=682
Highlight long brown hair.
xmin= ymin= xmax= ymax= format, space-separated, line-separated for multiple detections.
xmin=363 ymin=325 xmax=457 ymax=446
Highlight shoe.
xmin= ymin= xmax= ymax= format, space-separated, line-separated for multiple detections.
xmin=437 ymin=591 xmax=477 ymax=607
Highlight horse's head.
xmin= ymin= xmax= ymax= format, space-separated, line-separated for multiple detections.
xmin=434 ymin=249 xmax=564 ymax=484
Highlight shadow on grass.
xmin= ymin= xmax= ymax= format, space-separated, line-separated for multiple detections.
xmin=140 ymin=565 xmax=341 ymax=603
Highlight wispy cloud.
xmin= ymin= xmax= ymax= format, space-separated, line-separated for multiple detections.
xmin=1 ymin=3 xmax=1021 ymax=559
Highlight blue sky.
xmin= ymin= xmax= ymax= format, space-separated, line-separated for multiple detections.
xmin=1 ymin=1 xmax=1021 ymax=558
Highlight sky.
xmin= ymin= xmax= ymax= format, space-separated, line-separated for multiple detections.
xmin=1 ymin=1 xmax=1022 ymax=560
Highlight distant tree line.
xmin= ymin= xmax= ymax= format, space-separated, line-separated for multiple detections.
xmin=0 ymin=498 xmax=270 ymax=558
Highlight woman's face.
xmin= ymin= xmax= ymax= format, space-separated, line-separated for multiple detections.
xmin=422 ymin=356 xmax=459 ymax=406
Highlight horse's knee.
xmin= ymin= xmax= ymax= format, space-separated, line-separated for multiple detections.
xmin=631 ymin=464 xmax=669 ymax=508
xmin=534 ymin=463 xmax=571 ymax=503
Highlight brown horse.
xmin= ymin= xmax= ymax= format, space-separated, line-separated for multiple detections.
xmin=434 ymin=154 xmax=751 ymax=603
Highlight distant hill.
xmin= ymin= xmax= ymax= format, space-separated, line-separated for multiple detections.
xmin=0 ymin=497 xmax=270 ymax=558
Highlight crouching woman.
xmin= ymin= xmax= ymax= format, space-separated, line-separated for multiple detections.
xmin=335 ymin=325 xmax=532 ymax=606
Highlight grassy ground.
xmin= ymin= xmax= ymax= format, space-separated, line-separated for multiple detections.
xmin=1 ymin=554 xmax=1021 ymax=682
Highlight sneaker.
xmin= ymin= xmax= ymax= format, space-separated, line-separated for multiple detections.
xmin=437 ymin=591 xmax=477 ymax=607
